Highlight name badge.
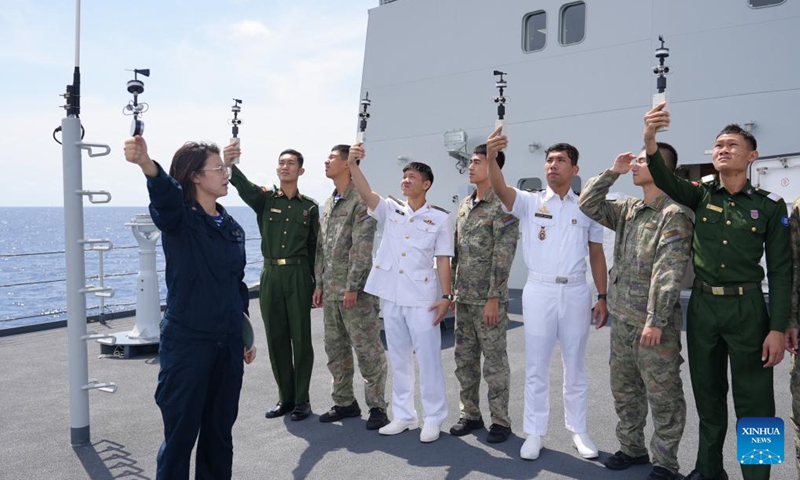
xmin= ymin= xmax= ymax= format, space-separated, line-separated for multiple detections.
xmin=534 ymin=212 xmax=552 ymax=219
xmin=706 ymin=204 xmax=723 ymax=213
xmin=394 ymin=209 xmax=405 ymax=216
xmin=270 ymin=208 xmax=282 ymax=214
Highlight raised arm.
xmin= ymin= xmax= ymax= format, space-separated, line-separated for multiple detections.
xmin=347 ymin=201 xmax=378 ymax=293
xmin=486 ymin=125 xmax=516 ymax=212
xmin=347 ymin=142 xmax=381 ymax=211
xmin=124 ymin=136 xmax=184 ymax=232
xmin=579 ymin=153 xmax=637 ymax=230
xmin=223 ymin=142 xmax=269 ymax=213
xmin=644 ymin=104 xmax=702 ymax=210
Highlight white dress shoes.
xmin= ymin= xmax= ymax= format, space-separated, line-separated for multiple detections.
xmin=520 ymin=434 xmax=543 ymax=460
xmin=572 ymin=433 xmax=599 ymax=459
xmin=419 ymin=423 xmax=441 ymax=443
xmin=378 ymin=418 xmax=419 ymax=436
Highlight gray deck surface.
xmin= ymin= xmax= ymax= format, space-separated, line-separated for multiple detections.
xmin=2 ymin=300 xmax=795 ymax=479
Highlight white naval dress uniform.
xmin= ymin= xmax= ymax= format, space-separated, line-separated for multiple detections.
xmin=365 ymin=196 xmax=454 ymax=426
xmin=505 ymin=186 xmax=604 ymax=436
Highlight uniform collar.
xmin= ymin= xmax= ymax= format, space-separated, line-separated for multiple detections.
xmin=274 ymin=185 xmax=303 ymax=200
xmin=543 ymin=186 xmax=577 ymax=203
xmin=715 ymin=179 xmax=756 ymax=196
xmin=331 ymin=183 xmax=355 ymax=200
xmin=641 ymin=193 xmax=670 ymax=212
xmin=469 ymin=187 xmax=496 ymax=205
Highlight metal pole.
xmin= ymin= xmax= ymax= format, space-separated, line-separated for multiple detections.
xmin=63 ymin=115 xmax=90 ymax=446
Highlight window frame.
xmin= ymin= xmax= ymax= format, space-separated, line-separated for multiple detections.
xmin=747 ymin=0 xmax=786 ymax=8
xmin=559 ymin=1 xmax=587 ymax=47
xmin=521 ymin=10 xmax=548 ymax=53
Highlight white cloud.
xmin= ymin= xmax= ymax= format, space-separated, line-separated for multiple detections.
xmin=230 ymin=20 xmax=270 ymax=39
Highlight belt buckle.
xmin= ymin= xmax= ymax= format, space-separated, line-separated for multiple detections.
xmin=555 ymin=276 xmax=568 ymax=284
xmin=711 ymin=286 xmax=725 ymax=296
xmin=276 ymin=258 xmax=287 ymax=266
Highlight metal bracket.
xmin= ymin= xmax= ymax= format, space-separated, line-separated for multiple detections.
xmin=82 ymin=379 xmax=117 ymax=394
xmin=77 ymin=142 xmax=111 ymax=158
xmin=82 ymin=331 xmax=117 ymax=344
xmin=76 ymin=190 xmax=112 ymax=204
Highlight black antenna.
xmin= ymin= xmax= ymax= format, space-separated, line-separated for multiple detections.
xmin=229 ymin=99 xmax=243 ymax=138
xmin=357 ymin=92 xmax=371 ymax=143
xmin=123 ymin=68 xmax=150 ymax=136
xmin=653 ymin=36 xmax=670 ymax=94
xmin=493 ymin=70 xmax=508 ymax=124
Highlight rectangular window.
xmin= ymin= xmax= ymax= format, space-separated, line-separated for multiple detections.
xmin=523 ymin=11 xmax=547 ymax=53
xmin=560 ymin=2 xmax=586 ymax=45
xmin=748 ymin=0 xmax=785 ymax=7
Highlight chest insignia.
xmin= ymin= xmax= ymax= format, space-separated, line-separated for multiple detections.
xmin=644 ymin=222 xmax=657 ymax=230
xmin=303 ymin=210 xmax=309 ymax=217
xmin=538 ymin=226 xmax=547 ymax=241
xmin=706 ymin=204 xmax=723 ymax=213
xmin=270 ymin=208 xmax=281 ymax=214
xmin=571 ymin=218 xmax=577 ymax=225
xmin=537 ymin=205 xmax=550 ymax=214
xmin=751 ymin=210 xmax=759 ymax=220
xmin=424 ymin=218 xmax=435 ymax=226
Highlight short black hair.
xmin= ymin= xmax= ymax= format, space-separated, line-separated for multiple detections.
xmin=545 ymin=143 xmax=579 ymax=166
xmin=716 ymin=124 xmax=757 ymax=151
xmin=473 ymin=144 xmax=505 ymax=169
xmin=331 ymin=144 xmax=358 ymax=165
xmin=279 ymin=148 xmax=304 ymax=167
xmin=657 ymin=142 xmax=679 ymax=171
xmin=403 ymin=162 xmax=434 ymax=188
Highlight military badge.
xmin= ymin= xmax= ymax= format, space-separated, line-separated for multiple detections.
xmin=537 ymin=205 xmax=551 ymax=214
xmin=782 ymin=215 xmax=790 ymax=227
xmin=538 ymin=226 xmax=546 ymax=240
xmin=571 ymin=218 xmax=577 ymax=225
xmin=706 ymin=204 xmax=723 ymax=213
xmin=270 ymin=208 xmax=282 ymax=214
xmin=275 ymin=190 xmax=284 ymax=197
xmin=424 ymin=219 xmax=435 ymax=225
xmin=302 ymin=210 xmax=309 ymax=217
xmin=750 ymin=210 xmax=759 ymax=220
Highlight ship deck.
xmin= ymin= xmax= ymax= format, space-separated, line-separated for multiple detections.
xmin=2 ymin=298 xmax=796 ymax=479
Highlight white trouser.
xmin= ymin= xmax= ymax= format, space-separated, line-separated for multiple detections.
xmin=522 ymin=273 xmax=591 ymax=436
xmin=382 ymin=300 xmax=448 ymax=426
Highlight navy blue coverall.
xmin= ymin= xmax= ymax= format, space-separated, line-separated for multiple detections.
xmin=147 ymin=164 xmax=249 ymax=480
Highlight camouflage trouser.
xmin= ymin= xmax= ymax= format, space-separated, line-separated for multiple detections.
xmin=454 ymin=302 xmax=511 ymax=427
xmin=792 ymin=353 xmax=800 ymax=478
xmin=323 ymin=294 xmax=388 ymax=410
xmin=610 ymin=318 xmax=686 ymax=472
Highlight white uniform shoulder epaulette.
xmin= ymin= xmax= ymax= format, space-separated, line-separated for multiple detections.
xmin=388 ymin=195 xmax=405 ymax=206
xmin=430 ymin=204 xmax=450 ymax=214
xmin=754 ymin=188 xmax=783 ymax=203
xmin=701 ymin=174 xmax=717 ymax=184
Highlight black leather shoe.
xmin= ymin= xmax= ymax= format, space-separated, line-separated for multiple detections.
xmin=486 ymin=424 xmax=512 ymax=443
xmin=319 ymin=400 xmax=361 ymax=423
xmin=603 ymin=450 xmax=650 ymax=470
xmin=265 ymin=402 xmax=294 ymax=419
xmin=366 ymin=407 xmax=390 ymax=430
xmin=648 ymin=466 xmax=684 ymax=480
xmin=290 ymin=402 xmax=312 ymax=421
xmin=685 ymin=469 xmax=728 ymax=480
xmin=448 ymin=417 xmax=485 ymax=436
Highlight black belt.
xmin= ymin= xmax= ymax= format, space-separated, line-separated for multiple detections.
xmin=264 ymin=258 xmax=303 ymax=266
xmin=696 ymin=280 xmax=760 ymax=296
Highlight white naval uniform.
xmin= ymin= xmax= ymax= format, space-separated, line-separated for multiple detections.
xmin=365 ymin=196 xmax=454 ymax=426
xmin=505 ymin=186 xmax=604 ymax=436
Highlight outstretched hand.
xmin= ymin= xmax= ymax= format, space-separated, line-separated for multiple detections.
xmin=486 ymin=125 xmax=507 ymax=162
xmin=349 ymin=142 xmax=365 ymax=164
xmin=124 ymin=136 xmax=157 ymax=176
xmin=222 ymin=140 xmax=241 ymax=167
xmin=644 ymin=103 xmax=670 ymax=143
xmin=610 ymin=152 xmax=637 ymax=175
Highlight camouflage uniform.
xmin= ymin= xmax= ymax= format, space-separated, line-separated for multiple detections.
xmin=315 ymin=185 xmax=388 ymax=410
xmin=452 ymin=188 xmax=519 ymax=428
xmin=579 ymin=170 xmax=693 ymax=473
xmin=789 ymin=198 xmax=800 ymax=478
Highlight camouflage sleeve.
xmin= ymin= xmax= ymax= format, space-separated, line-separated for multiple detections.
xmin=488 ymin=210 xmax=519 ymax=299
xmin=229 ymin=165 xmax=268 ymax=213
xmin=578 ymin=170 xmax=625 ymax=230
xmin=647 ymin=149 xmax=702 ymax=211
xmin=646 ymin=210 xmax=693 ymax=328
xmin=346 ymin=202 xmax=377 ymax=292
xmin=314 ymin=203 xmax=327 ymax=291
xmin=790 ymin=199 xmax=800 ymax=329
xmin=451 ymin=216 xmax=459 ymax=293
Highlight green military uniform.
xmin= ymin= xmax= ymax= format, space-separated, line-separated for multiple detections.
xmin=315 ymin=185 xmax=387 ymax=410
xmin=648 ymin=150 xmax=792 ymax=480
xmin=580 ymin=170 xmax=692 ymax=474
xmin=230 ymin=166 xmax=319 ymax=406
xmin=452 ymin=188 xmax=519 ymax=428
xmin=788 ymin=198 xmax=800 ymax=478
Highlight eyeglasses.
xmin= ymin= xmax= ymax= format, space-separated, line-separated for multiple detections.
xmin=202 ymin=165 xmax=231 ymax=177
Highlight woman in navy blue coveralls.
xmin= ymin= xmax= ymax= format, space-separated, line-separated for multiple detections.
xmin=124 ymin=136 xmax=257 ymax=480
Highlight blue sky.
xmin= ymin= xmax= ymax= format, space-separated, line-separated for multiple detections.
xmin=1 ymin=0 xmax=376 ymax=206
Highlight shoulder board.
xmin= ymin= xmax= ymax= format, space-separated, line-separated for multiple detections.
xmin=301 ymin=194 xmax=318 ymax=204
xmin=523 ymin=188 xmax=544 ymax=193
xmin=430 ymin=204 xmax=450 ymax=214
xmin=753 ymin=188 xmax=783 ymax=202
xmin=701 ymin=174 xmax=716 ymax=184
xmin=388 ymin=195 xmax=405 ymax=206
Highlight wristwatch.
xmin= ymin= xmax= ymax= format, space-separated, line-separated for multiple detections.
xmin=597 ymin=293 xmax=607 ymax=301
xmin=442 ymin=293 xmax=454 ymax=301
